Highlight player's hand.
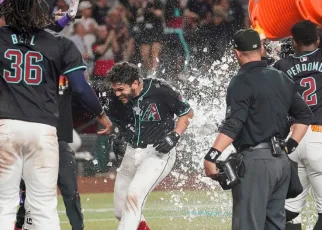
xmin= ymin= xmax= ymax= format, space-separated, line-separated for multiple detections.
xmin=251 ymin=20 xmax=266 ymax=40
xmin=68 ymin=0 xmax=80 ymax=19
xmin=204 ymin=160 xmax=220 ymax=178
xmin=96 ymin=113 xmax=113 ymax=135
xmin=113 ymin=135 xmax=127 ymax=157
xmin=284 ymin=137 xmax=299 ymax=154
xmin=153 ymin=131 xmax=180 ymax=154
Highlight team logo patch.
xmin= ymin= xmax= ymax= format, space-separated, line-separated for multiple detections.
xmin=141 ymin=103 xmax=161 ymax=121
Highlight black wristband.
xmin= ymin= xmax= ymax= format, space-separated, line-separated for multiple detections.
xmin=286 ymin=137 xmax=298 ymax=154
xmin=204 ymin=147 xmax=222 ymax=163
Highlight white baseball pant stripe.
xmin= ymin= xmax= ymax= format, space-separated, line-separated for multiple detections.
xmin=0 ymin=119 xmax=60 ymax=230
xmin=114 ymin=145 xmax=176 ymax=230
xmin=285 ymin=126 xmax=322 ymax=217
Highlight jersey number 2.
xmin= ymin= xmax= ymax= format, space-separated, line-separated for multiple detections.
xmin=300 ymin=77 xmax=317 ymax=106
xmin=3 ymin=49 xmax=43 ymax=85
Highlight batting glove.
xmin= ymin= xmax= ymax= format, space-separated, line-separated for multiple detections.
xmin=153 ymin=131 xmax=180 ymax=154
xmin=284 ymin=137 xmax=298 ymax=154
xmin=68 ymin=0 xmax=80 ymax=19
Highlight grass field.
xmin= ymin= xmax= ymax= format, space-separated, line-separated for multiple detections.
xmin=58 ymin=189 xmax=318 ymax=230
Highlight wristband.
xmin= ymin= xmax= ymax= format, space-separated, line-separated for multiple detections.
xmin=204 ymin=147 xmax=222 ymax=163
xmin=286 ymin=138 xmax=298 ymax=154
xmin=57 ymin=14 xmax=72 ymax=28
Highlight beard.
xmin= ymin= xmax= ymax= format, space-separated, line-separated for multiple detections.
xmin=119 ymin=88 xmax=136 ymax=103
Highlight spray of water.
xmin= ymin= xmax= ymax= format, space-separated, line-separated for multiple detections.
xmin=154 ymin=43 xmax=317 ymax=228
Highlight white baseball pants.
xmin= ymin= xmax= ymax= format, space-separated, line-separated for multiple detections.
xmin=114 ymin=145 xmax=176 ymax=230
xmin=286 ymin=126 xmax=322 ymax=216
xmin=0 ymin=119 xmax=60 ymax=230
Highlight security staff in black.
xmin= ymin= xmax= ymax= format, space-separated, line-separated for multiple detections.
xmin=203 ymin=29 xmax=313 ymax=230
xmin=104 ymin=62 xmax=193 ymax=230
xmin=15 ymin=76 xmax=84 ymax=230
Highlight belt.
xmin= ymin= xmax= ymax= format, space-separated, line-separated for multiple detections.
xmin=239 ymin=142 xmax=270 ymax=152
xmin=128 ymin=143 xmax=148 ymax=149
xmin=311 ymin=125 xmax=322 ymax=132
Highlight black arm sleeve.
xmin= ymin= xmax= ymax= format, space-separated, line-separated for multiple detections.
xmin=219 ymin=76 xmax=252 ymax=139
xmin=65 ymin=70 xmax=103 ymax=116
xmin=220 ymin=118 xmax=244 ymax=139
xmin=289 ymin=92 xmax=313 ymax=125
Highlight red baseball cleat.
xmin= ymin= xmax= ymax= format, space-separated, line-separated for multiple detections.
xmin=14 ymin=226 xmax=22 ymax=230
xmin=137 ymin=221 xmax=150 ymax=230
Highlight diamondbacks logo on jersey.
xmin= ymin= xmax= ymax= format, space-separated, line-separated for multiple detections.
xmin=141 ymin=103 xmax=161 ymax=121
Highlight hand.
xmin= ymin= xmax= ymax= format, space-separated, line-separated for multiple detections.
xmin=284 ymin=137 xmax=298 ymax=154
xmin=96 ymin=113 xmax=113 ymax=135
xmin=251 ymin=20 xmax=266 ymax=40
xmin=113 ymin=136 xmax=127 ymax=157
xmin=204 ymin=160 xmax=220 ymax=179
xmin=68 ymin=0 xmax=80 ymax=18
xmin=153 ymin=131 xmax=180 ymax=154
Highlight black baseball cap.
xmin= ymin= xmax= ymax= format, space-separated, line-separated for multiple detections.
xmin=233 ymin=29 xmax=261 ymax=51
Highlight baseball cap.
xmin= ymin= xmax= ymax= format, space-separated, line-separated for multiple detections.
xmin=233 ymin=29 xmax=261 ymax=51
xmin=79 ymin=1 xmax=92 ymax=11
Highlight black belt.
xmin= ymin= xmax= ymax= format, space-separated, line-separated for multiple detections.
xmin=128 ymin=143 xmax=148 ymax=149
xmin=239 ymin=142 xmax=270 ymax=152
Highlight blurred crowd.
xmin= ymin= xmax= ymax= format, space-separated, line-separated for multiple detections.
xmin=58 ymin=0 xmax=250 ymax=78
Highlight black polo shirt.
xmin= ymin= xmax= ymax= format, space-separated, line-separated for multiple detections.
xmin=220 ymin=61 xmax=312 ymax=150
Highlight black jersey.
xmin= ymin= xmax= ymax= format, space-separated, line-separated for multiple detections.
xmin=103 ymin=78 xmax=191 ymax=147
xmin=274 ymin=49 xmax=322 ymax=125
xmin=0 ymin=26 xmax=86 ymax=127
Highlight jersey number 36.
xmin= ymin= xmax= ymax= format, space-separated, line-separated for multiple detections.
xmin=2 ymin=49 xmax=43 ymax=85
xmin=300 ymin=76 xmax=317 ymax=106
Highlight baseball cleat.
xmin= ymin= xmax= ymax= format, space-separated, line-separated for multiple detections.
xmin=137 ymin=221 xmax=150 ymax=230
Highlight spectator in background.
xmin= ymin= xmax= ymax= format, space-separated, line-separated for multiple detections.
xmin=0 ymin=16 xmax=5 ymax=27
xmin=78 ymin=1 xmax=98 ymax=34
xmin=185 ymin=0 xmax=212 ymax=26
xmin=106 ymin=3 xmax=129 ymax=62
xmin=78 ymin=1 xmax=98 ymax=72
xmin=92 ymin=25 xmax=119 ymax=77
xmin=92 ymin=0 xmax=110 ymax=25
xmin=139 ymin=0 xmax=164 ymax=76
xmin=70 ymin=22 xmax=95 ymax=73
xmin=52 ymin=0 xmax=69 ymax=13
xmin=164 ymin=0 xmax=190 ymax=76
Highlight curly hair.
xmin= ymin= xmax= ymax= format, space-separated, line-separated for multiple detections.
xmin=107 ymin=62 xmax=141 ymax=85
xmin=0 ymin=0 xmax=51 ymax=36
xmin=291 ymin=20 xmax=318 ymax=46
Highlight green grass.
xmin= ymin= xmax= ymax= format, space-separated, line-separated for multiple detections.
xmin=58 ymin=190 xmax=318 ymax=230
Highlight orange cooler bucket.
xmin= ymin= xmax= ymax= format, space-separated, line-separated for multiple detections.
xmin=249 ymin=0 xmax=322 ymax=40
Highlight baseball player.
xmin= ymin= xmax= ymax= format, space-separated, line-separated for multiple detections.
xmin=274 ymin=20 xmax=322 ymax=230
xmin=15 ymin=76 xmax=85 ymax=230
xmin=103 ymin=62 xmax=193 ymax=230
xmin=0 ymin=0 xmax=112 ymax=229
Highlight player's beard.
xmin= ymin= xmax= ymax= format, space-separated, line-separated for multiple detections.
xmin=119 ymin=88 xmax=136 ymax=104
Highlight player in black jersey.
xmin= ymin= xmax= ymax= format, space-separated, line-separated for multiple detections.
xmin=274 ymin=20 xmax=322 ymax=230
xmin=0 ymin=0 xmax=112 ymax=229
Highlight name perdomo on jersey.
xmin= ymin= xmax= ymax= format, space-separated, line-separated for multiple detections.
xmin=286 ymin=61 xmax=322 ymax=78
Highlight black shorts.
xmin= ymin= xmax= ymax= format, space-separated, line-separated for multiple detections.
xmin=139 ymin=29 xmax=164 ymax=45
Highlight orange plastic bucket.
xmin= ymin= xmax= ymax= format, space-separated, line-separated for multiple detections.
xmin=249 ymin=0 xmax=322 ymax=40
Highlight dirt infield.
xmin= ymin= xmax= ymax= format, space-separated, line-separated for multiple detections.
xmin=76 ymin=172 xmax=203 ymax=193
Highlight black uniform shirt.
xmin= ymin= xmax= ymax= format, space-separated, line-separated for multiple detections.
xmin=274 ymin=49 xmax=322 ymax=125
xmin=220 ymin=61 xmax=312 ymax=150
xmin=0 ymin=27 xmax=86 ymax=127
xmin=104 ymin=78 xmax=191 ymax=147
